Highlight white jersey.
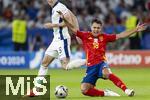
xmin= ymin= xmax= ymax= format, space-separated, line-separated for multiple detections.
xmin=51 ymin=2 xmax=70 ymax=41
xmin=45 ymin=2 xmax=71 ymax=59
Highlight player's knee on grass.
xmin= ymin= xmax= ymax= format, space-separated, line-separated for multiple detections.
xmin=80 ymin=83 xmax=94 ymax=95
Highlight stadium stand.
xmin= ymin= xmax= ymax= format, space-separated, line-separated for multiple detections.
xmin=0 ymin=0 xmax=149 ymax=51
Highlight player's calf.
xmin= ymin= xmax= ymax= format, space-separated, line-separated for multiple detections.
xmin=81 ymin=87 xmax=120 ymax=97
xmin=81 ymin=88 xmax=105 ymax=97
xmin=81 ymin=83 xmax=104 ymax=97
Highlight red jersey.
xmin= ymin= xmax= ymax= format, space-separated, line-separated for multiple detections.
xmin=76 ymin=30 xmax=116 ymax=67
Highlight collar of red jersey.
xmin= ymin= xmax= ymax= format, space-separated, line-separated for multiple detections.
xmin=89 ymin=32 xmax=103 ymax=38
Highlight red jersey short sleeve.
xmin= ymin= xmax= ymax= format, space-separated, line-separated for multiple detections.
xmin=104 ymin=34 xmax=116 ymax=42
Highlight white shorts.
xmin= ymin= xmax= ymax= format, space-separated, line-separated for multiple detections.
xmin=45 ymin=38 xmax=71 ymax=60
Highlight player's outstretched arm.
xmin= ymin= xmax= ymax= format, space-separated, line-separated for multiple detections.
xmin=44 ymin=22 xmax=66 ymax=29
xmin=116 ymin=23 xmax=147 ymax=40
xmin=57 ymin=11 xmax=78 ymax=34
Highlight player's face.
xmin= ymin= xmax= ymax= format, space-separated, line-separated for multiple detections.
xmin=47 ymin=0 xmax=57 ymax=7
xmin=91 ymin=22 xmax=102 ymax=37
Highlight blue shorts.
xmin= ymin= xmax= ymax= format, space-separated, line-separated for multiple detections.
xmin=81 ymin=61 xmax=109 ymax=86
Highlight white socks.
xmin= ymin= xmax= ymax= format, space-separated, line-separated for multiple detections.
xmin=104 ymin=89 xmax=120 ymax=96
xmin=66 ymin=59 xmax=86 ymax=70
xmin=34 ymin=65 xmax=48 ymax=89
xmin=36 ymin=65 xmax=48 ymax=81
xmin=38 ymin=65 xmax=48 ymax=76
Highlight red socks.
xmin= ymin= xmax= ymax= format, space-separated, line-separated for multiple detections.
xmin=109 ymin=73 xmax=127 ymax=91
xmin=84 ymin=88 xmax=104 ymax=96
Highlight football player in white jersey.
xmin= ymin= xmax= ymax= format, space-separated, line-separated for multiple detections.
xmin=44 ymin=0 xmax=73 ymax=69
xmin=25 ymin=0 xmax=86 ymax=97
xmin=42 ymin=0 xmax=86 ymax=70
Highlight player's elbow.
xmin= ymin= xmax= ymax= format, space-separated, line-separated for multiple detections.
xmin=73 ymin=29 xmax=77 ymax=34
xmin=69 ymin=28 xmax=77 ymax=34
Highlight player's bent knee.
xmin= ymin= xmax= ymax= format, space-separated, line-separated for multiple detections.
xmin=102 ymin=68 xmax=112 ymax=79
xmin=81 ymin=89 xmax=88 ymax=95
xmin=102 ymin=74 xmax=109 ymax=79
xmin=80 ymin=83 xmax=92 ymax=95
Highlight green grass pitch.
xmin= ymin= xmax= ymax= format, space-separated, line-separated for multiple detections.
xmin=0 ymin=68 xmax=150 ymax=100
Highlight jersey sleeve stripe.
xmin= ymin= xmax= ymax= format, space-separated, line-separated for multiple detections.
xmin=59 ymin=18 xmax=64 ymax=40
xmin=64 ymin=39 xmax=70 ymax=58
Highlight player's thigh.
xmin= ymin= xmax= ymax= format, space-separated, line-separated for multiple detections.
xmin=81 ymin=83 xmax=94 ymax=93
xmin=43 ymin=43 xmax=57 ymax=67
xmin=41 ymin=54 xmax=55 ymax=67
xmin=45 ymin=40 xmax=59 ymax=57
xmin=82 ymin=66 xmax=98 ymax=86
xmin=58 ymin=39 xmax=71 ymax=62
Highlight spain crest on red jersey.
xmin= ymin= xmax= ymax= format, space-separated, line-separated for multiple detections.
xmin=99 ymin=36 xmax=104 ymax=41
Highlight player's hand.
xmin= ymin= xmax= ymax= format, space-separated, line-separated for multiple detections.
xmin=136 ymin=23 xmax=147 ymax=32
xmin=43 ymin=23 xmax=54 ymax=29
xmin=57 ymin=11 xmax=65 ymax=20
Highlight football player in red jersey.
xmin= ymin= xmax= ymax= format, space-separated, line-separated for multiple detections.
xmin=58 ymin=11 xmax=147 ymax=97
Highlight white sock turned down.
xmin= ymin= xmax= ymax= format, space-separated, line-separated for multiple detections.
xmin=104 ymin=89 xmax=120 ymax=97
xmin=29 ymin=65 xmax=48 ymax=95
xmin=66 ymin=59 xmax=86 ymax=70
xmin=35 ymin=65 xmax=48 ymax=85
xmin=38 ymin=65 xmax=48 ymax=77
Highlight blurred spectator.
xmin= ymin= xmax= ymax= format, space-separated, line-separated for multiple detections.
xmin=77 ymin=9 xmax=92 ymax=30
xmin=2 ymin=4 xmax=13 ymax=21
xmin=0 ymin=0 xmax=149 ymax=51
xmin=103 ymin=11 xmax=116 ymax=34
xmin=145 ymin=0 xmax=150 ymax=11
xmin=30 ymin=34 xmax=44 ymax=51
xmin=0 ymin=0 xmax=3 ymax=16
xmin=26 ymin=0 xmax=39 ymax=20
xmin=125 ymin=10 xmax=141 ymax=49
xmin=141 ymin=9 xmax=150 ymax=49
xmin=114 ymin=0 xmax=126 ymax=17
xmin=141 ymin=26 xmax=150 ymax=49
xmin=12 ymin=11 xmax=28 ymax=51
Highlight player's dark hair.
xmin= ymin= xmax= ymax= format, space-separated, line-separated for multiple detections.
xmin=91 ymin=18 xmax=103 ymax=25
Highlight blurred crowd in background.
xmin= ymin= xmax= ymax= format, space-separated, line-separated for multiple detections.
xmin=0 ymin=0 xmax=150 ymax=52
